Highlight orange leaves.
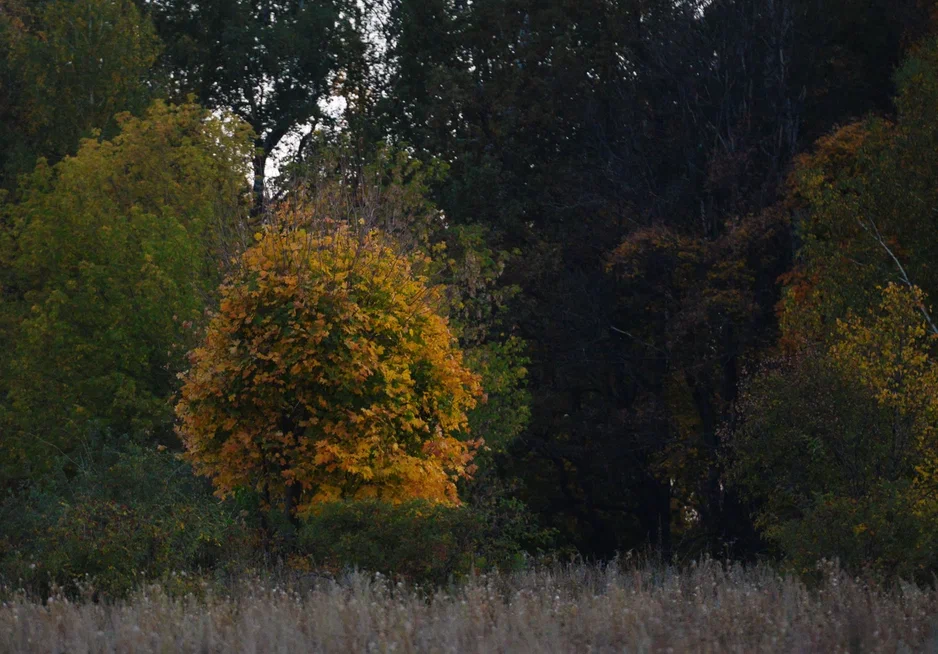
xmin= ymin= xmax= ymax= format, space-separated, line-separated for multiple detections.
xmin=790 ymin=122 xmax=876 ymax=194
xmin=176 ymin=219 xmax=483 ymax=515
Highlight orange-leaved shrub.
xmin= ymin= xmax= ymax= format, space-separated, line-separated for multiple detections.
xmin=176 ymin=216 xmax=483 ymax=517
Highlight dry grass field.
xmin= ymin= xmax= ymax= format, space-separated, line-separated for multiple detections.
xmin=2 ymin=559 xmax=936 ymax=653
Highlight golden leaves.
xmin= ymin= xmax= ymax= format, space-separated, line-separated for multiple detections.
xmin=176 ymin=221 xmax=482 ymax=514
xmin=831 ymin=283 xmax=936 ymax=412
xmin=830 ymin=283 xmax=938 ymax=507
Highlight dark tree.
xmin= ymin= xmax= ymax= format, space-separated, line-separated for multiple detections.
xmin=142 ymin=0 xmax=356 ymax=213
xmin=366 ymin=0 xmax=929 ymax=556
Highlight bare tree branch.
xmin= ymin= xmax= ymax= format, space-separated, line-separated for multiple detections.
xmin=857 ymin=214 xmax=938 ymax=336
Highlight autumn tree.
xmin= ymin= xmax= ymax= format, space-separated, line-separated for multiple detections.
xmin=725 ymin=40 xmax=938 ymax=576
xmin=175 ymin=216 xmax=483 ymax=519
xmin=371 ymin=0 xmax=921 ymax=556
xmin=0 ymin=101 xmax=252 ymax=483
xmin=726 ymin=284 xmax=938 ymax=578
xmin=278 ymin=138 xmax=532 ymax=483
xmin=602 ymin=210 xmax=789 ymax=554
xmin=779 ymin=39 xmax=938 ymax=348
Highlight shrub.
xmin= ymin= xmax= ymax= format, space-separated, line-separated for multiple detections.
xmin=0 ymin=439 xmax=254 ymax=598
xmin=766 ymin=483 xmax=938 ymax=581
xmin=295 ymin=497 xmax=551 ymax=585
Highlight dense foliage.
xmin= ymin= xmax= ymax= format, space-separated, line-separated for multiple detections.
xmin=0 ymin=101 xmax=252 ymax=482
xmin=142 ymin=0 xmax=357 ymax=211
xmin=725 ymin=41 xmax=938 ymax=579
xmin=0 ymin=0 xmax=160 ymax=189
xmin=295 ymin=497 xmax=551 ymax=586
xmin=176 ymin=218 xmax=482 ymax=516
xmin=728 ymin=287 xmax=938 ymax=579
xmin=2 ymin=0 xmax=938 ymax=595
xmin=0 ymin=439 xmax=254 ymax=597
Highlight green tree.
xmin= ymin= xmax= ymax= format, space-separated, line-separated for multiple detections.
xmin=0 ymin=0 xmax=30 ymax=190
xmin=726 ymin=284 xmax=938 ymax=579
xmin=0 ymin=101 xmax=252 ymax=483
xmin=0 ymin=0 xmax=160 ymax=187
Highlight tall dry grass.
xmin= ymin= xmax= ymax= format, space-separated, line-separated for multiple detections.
xmin=1 ymin=559 xmax=936 ymax=653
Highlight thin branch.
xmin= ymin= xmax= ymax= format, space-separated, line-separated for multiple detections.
xmin=610 ymin=324 xmax=668 ymax=355
xmin=857 ymin=214 xmax=938 ymax=336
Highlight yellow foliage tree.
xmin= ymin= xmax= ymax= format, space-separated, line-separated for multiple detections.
xmin=831 ymin=283 xmax=938 ymax=510
xmin=727 ymin=283 xmax=938 ymax=577
xmin=176 ymin=216 xmax=483 ymax=517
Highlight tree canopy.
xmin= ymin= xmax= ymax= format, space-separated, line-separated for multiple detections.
xmin=0 ymin=101 xmax=252 ymax=481
xmin=143 ymin=0 xmax=357 ymax=211
xmin=176 ymin=217 xmax=482 ymax=516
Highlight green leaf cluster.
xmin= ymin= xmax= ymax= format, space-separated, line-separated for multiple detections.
xmin=295 ymin=497 xmax=553 ymax=586
xmin=0 ymin=0 xmax=160 ymax=188
xmin=0 ymin=101 xmax=252 ymax=482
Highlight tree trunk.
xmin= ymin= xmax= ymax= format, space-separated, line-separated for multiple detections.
xmin=636 ymin=473 xmax=672 ymax=559
xmin=284 ymin=481 xmax=302 ymax=530
xmin=252 ymin=143 xmax=266 ymax=219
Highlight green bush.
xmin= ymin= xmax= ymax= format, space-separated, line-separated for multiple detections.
xmin=767 ymin=483 xmax=938 ymax=583
xmin=725 ymin=352 xmax=938 ymax=582
xmin=0 ymin=438 xmax=256 ymax=597
xmin=296 ymin=497 xmax=552 ymax=586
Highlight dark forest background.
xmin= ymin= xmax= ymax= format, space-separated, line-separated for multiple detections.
xmin=3 ymin=0 xmax=938 ymax=594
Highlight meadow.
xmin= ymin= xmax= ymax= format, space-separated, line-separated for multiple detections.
xmin=2 ymin=559 xmax=936 ymax=653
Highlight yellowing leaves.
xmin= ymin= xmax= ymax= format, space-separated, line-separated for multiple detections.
xmin=176 ymin=218 xmax=482 ymax=516
xmin=827 ymin=283 xmax=938 ymax=513
xmin=0 ymin=99 xmax=252 ymax=477
xmin=831 ymin=284 xmax=938 ymax=415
